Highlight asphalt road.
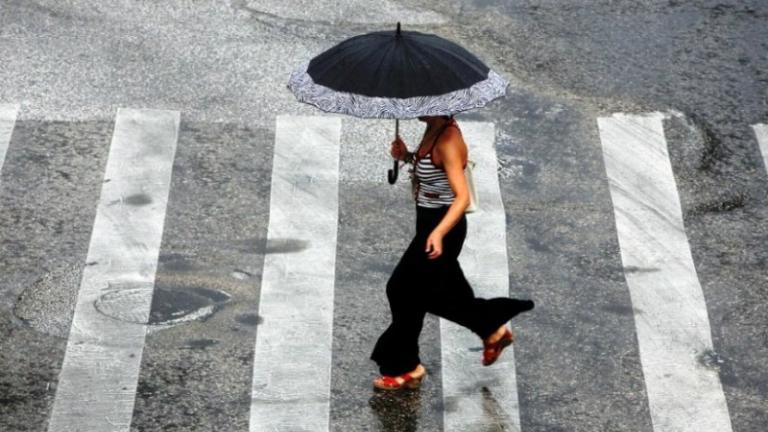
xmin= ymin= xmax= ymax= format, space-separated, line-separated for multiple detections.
xmin=1 ymin=1 xmax=766 ymax=431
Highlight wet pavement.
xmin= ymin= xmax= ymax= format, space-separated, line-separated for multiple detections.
xmin=1 ymin=1 xmax=767 ymax=431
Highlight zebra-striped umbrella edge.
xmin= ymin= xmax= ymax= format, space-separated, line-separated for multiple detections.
xmin=287 ymin=61 xmax=510 ymax=120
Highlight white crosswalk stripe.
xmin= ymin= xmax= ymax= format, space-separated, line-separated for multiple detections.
xmin=752 ymin=123 xmax=768 ymax=173
xmin=597 ymin=112 xmax=733 ymax=432
xmin=441 ymin=121 xmax=522 ymax=431
xmin=249 ymin=115 xmax=341 ymax=432
xmin=0 ymin=103 xmax=20 ymax=180
xmin=46 ymin=108 xmax=180 ymax=432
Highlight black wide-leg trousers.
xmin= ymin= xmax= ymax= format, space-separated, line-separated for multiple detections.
xmin=370 ymin=205 xmax=534 ymax=377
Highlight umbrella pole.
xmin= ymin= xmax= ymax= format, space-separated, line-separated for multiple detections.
xmin=388 ymin=119 xmax=400 ymax=184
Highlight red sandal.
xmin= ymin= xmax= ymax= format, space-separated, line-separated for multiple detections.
xmin=482 ymin=328 xmax=515 ymax=366
xmin=373 ymin=370 xmax=424 ymax=390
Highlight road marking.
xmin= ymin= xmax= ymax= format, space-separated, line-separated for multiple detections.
xmin=752 ymin=123 xmax=768 ymax=173
xmin=47 ymin=108 xmax=180 ymax=432
xmin=0 ymin=103 xmax=20 ymax=179
xmin=249 ymin=115 xmax=341 ymax=432
xmin=441 ymin=122 xmax=522 ymax=432
xmin=597 ymin=112 xmax=733 ymax=432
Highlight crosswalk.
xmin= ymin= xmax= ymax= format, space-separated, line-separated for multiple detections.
xmin=250 ymin=115 xmax=341 ymax=431
xmin=598 ymin=113 xmax=732 ymax=432
xmin=45 ymin=109 xmax=180 ymax=432
xmin=0 ymin=104 xmax=766 ymax=431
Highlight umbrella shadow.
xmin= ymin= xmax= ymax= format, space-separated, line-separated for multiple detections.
xmin=368 ymin=387 xmax=423 ymax=432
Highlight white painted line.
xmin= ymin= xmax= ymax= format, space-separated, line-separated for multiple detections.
xmin=441 ymin=122 xmax=522 ymax=432
xmin=47 ymin=108 xmax=180 ymax=432
xmin=249 ymin=115 xmax=341 ymax=432
xmin=597 ymin=112 xmax=733 ymax=432
xmin=752 ymin=123 xmax=768 ymax=173
xmin=0 ymin=103 xmax=20 ymax=178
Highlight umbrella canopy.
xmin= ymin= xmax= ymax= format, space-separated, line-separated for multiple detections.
xmin=287 ymin=23 xmax=509 ymax=119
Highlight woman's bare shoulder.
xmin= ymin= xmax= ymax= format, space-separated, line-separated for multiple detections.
xmin=433 ymin=126 xmax=467 ymax=166
xmin=440 ymin=125 xmax=466 ymax=147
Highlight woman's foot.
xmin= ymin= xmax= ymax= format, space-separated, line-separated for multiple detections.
xmin=482 ymin=325 xmax=515 ymax=366
xmin=485 ymin=324 xmax=509 ymax=345
xmin=373 ymin=364 xmax=426 ymax=390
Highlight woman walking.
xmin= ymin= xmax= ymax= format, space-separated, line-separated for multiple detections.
xmin=370 ymin=115 xmax=535 ymax=391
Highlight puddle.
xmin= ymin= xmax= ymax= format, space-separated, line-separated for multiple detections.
xmin=235 ymin=312 xmax=262 ymax=326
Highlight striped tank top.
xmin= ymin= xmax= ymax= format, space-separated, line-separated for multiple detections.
xmin=413 ymin=120 xmax=460 ymax=208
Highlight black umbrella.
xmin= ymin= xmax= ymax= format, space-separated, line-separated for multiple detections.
xmin=287 ymin=22 xmax=508 ymax=183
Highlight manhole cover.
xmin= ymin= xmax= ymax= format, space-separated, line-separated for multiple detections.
xmin=14 ymin=263 xmax=238 ymax=337
xmin=94 ymin=284 xmax=231 ymax=327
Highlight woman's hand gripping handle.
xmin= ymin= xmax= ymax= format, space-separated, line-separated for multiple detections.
xmin=391 ymin=136 xmax=414 ymax=165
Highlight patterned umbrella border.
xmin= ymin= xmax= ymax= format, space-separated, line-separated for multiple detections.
xmin=287 ymin=61 xmax=510 ymax=120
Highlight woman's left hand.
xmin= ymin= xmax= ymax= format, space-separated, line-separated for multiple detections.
xmin=425 ymin=231 xmax=444 ymax=259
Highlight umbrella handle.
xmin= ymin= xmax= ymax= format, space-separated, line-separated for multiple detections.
xmin=388 ymin=161 xmax=398 ymax=184
xmin=387 ymin=119 xmax=400 ymax=184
